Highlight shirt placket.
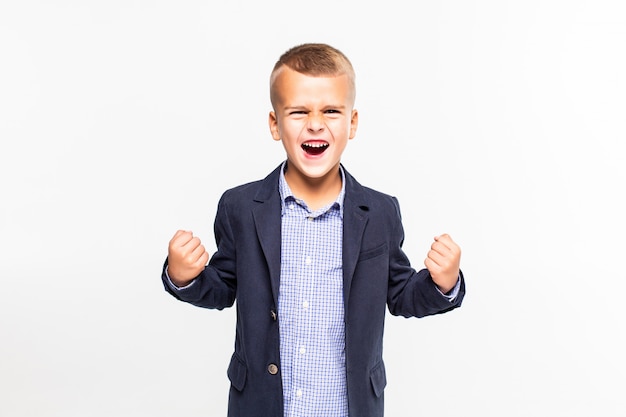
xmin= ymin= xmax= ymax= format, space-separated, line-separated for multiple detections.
xmin=290 ymin=201 xmax=316 ymax=415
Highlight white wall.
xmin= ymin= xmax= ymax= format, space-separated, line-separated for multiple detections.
xmin=1 ymin=1 xmax=624 ymax=416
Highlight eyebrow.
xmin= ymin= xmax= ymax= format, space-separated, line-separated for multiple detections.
xmin=283 ymin=104 xmax=347 ymax=111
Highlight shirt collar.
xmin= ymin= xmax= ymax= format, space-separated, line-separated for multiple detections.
xmin=278 ymin=160 xmax=345 ymax=218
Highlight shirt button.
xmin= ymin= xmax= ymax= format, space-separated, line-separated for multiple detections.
xmin=296 ymin=389 xmax=303 ymax=397
xmin=299 ymin=347 xmax=306 ymax=354
xmin=305 ymin=256 xmax=312 ymax=265
xmin=268 ymin=364 xmax=279 ymax=375
xmin=289 ymin=204 xmax=295 ymax=210
xmin=302 ymin=301 xmax=309 ymax=309
xmin=307 ymin=216 xmax=314 ymax=222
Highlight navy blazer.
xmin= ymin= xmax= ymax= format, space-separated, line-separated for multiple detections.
xmin=162 ymin=164 xmax=465 ymax=417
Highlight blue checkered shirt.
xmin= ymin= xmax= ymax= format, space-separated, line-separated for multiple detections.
xmin=278 ymin=163 xmax=348 ymax=417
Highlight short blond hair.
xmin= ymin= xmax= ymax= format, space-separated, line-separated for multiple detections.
xmin=270 ymin=43 xmax=356 ymax=108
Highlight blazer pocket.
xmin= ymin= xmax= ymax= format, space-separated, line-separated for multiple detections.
xmin=227 ymin=353 xmax=247 ymax=392
xmin=370 ymin=360 xmax=387 ymax=398
xmin=358 ymin=243 xmax=388 ymax=263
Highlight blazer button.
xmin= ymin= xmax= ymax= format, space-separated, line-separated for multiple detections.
xmin=268 ymin=363 xmax=279 ymax=375
xmin=270 ymin=310 xmax=277 ymax=321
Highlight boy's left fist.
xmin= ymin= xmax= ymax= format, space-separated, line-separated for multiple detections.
xmin=424 ymin=233 xmax=461 ymax=294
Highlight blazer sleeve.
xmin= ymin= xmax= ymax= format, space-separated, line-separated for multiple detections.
xmin=161 ymin=193 xmax=237 ymax=310
xmin=386 ymin=197 xmax=465 ymax=318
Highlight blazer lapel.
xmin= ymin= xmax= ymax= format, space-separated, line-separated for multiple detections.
xmin=252 ymin=166 xmax=283 ymax=307
xmin=341 ymin=168 xmax=370 ymax=310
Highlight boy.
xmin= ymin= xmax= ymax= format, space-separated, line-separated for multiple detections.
xmin=162 ymin=43 xmax=465 ymax=417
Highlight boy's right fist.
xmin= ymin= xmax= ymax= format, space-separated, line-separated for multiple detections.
xmin=167 ymin=230 xmax=210 ymax=287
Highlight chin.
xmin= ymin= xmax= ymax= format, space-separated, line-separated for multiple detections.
xmin=288 ymin=160 xmax=330 ymax=179
xmin=304 ymin=164 xmax=339 ymax=180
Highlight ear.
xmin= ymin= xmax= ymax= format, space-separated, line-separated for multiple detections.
xmin=348 ymin=109 xmax=359 ymax=140
xmin=268 ymin=111 xmax=281 ymax=142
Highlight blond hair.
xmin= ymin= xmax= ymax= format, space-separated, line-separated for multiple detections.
xmin=270 ymin=43 xmax=356 ymax=108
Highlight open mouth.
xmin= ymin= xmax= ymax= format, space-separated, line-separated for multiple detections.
xmin=301 ymin=141 xmax=329 ymax=156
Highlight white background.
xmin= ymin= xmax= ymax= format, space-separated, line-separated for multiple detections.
xmin=1 ymin=1 xmax=625 ymax=416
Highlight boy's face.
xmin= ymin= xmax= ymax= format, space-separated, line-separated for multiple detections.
xmin=269 ymin=67 xmax=358 ymax=183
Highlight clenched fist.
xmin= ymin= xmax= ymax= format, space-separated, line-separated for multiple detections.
xmin=424 ymin=234 xmax=461 ymax=294
xmin=167 ymin=230 xmax=210 ymax=287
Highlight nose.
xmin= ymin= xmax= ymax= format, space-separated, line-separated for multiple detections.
xmin=306 ymin=113 xmax=325 ymax=132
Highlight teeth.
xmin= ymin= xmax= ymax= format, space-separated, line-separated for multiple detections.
xmin=302 ymin=143 xmax=328 ymax=148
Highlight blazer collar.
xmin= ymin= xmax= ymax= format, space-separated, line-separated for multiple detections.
xmin=253 ymin=164 xmax=283 ymax=204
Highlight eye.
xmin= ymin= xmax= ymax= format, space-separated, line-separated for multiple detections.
xmin=325 ymin=109 xmax=340 ymax=114
xmin=289 ymin=110 xmax=307 ymax=115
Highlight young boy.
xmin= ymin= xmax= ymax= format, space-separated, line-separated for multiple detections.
xmin=162 ymin=43 xmax=465 ymax=417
